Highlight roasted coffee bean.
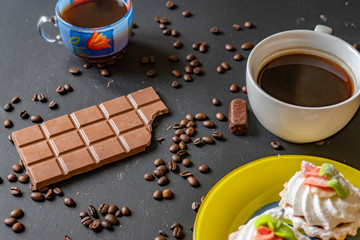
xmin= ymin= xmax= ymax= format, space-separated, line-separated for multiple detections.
xmin=353 ymin=42 xmax=360 ymax=50
xmin=147 ymin=69 xmax=156 ymax=77
xmin=172 ymin=136 xmax=181 ymax=143
xmin=182 ymin=158 xmax=192 ymax=167
xmin=192 ymin=201 xmax=200 ymax=211
xmin=166 ymin=0 xmax=175 ymax=8
xmin=37 ymin=93 xmax=46 ymax=102
xmin=203 ymin=120 xmax=215 ymax=128
xmin=81 ymin=216 xmax=93 ymax=226
xmin=30 ymin=115 xmax=42 ymax=123
xmin=210 ymin=26 xmax=220 ymax=34
xmin=172 ymin=80 xmax=180 ymax=88
xmin=157 ymin=137 xmax=165 ymax=143
xmin=233 ymin=24 xmax=241 ymax=30
xmin=101 ymin=68 xmax=110 ymax=77
xmin=244 ymin=21 xmax=253 ymax=28
xmin=153 ymin=169 xmax=165 ymax=178
xmin=186 ymin=54 xmax=195 ymax=62
xmin=154 ymin=158 xmax=165 ymax=167
xmin=195 ymin=113 xmax=207 ymax=120
xmin=98 ymin=204 xmax=109 ymax=214
xmin=80 ymin=211 xmax=88 ymax=218
xmin=234 ymin=53 xmax=243 ymax=61
xmin=271 ymin=141 xmax=282 ymax=149
xmin=155 ymin=237 xmax=166 ymax=240
xmin=12 ymin=164 xmax=23 ymax=173
xmin=170 ymin=124 xmax=182 ymax=129
xmin=216 ymin=112 xmax=226 ymax=121
xmin=172 ymin=154 xmax=181 ymax=162
xmin=185 ymin=114 xmax=194 ymax=121
xmin=64 ymin=197 xmax=75 ymax=207
xmin=48 ymin=101 xmax=58 ymax=109
xmin=193 ymin=137 xmax=202 ymax=146
xmin=192 ymin=42 xmax=200 ymax=50
xmin=241 ymin=42 xmax=254 ymax=50
xmin=201 ymin=195 xmax=206 ymax=202
xmin=8 ymin=133 xmax=14 ymax=143
xmin=187 ymin=176 xmax=200 ymax=187
xmin=45 ymin=189 xmax=54 ymax=200
xmin=199 ymin=43 xmax=207 ymax=53
xmin=29 ymin=184 xmax=36 ymax=192
xmin=173 ymin=226 xmax=182 ymax=238
xmin=159 ymin=23 xmax=166 ymax=29
xmin=53 ymin=187 xmax=63 ymax=195
xmin=202 ymin=136 xmax=214 ymax=144
xmin=69 ymin=66 xmax=80 ymax=74
xmin=171 ymin=29 xmax=179 ymax=37
xmin=177 ymin=150 xmax=188 ymax=156
xmin=230 ymin=83 xmax=239 ymax=92
xmin=39 ymin=186 xmax=49 ymax=193
xmin=190 ymin=59 xmax=200 ymax=67
xmin=115 ymin=209 xmax=122 ymax=217
xmin=199 ymin=165 xmax=210 ymax=173
xmin=193 ymin=67 xmax=202 ymax=75
xmin=104 ymin=214 xmax=118 ymax=225
xmin=162 ymin=28 xmax=171 ymax=35
xmin=121 ymin=206 xmax=130 ymax=216
xmin=183 ymin=74 xmax=192 ymax=82
xmin=4 ymin=119 xmax=13 ymax=128
xmin=168 ymin=55 xmax=179 ymax=62
xmin=174 ymin=129 xmax=184 ymax=136
xmin=162 ymin=189 xmax=173 ymax=199
xmin=180 ymin=171 xmax=192 ymax=178
xmin=140 ymin=57 xmax=150 ymax=63
xmin=12 ymin=222 xmax=24 ymax=233
xmin=212 ymin=131 xmax=223 ymax=140
xmin=10 ymin=209 xmax=23 ymax=219
xmin=64 ymin=84 xmax=73 ymax=92
xmin=184 ymin=65 xmax=193 ymax=74
xmin=8 ymin=173 xmax=17 ymax=182
xmin=179 ymin=134 xmax=190 ymax=143
xmin=83 ymin=63 xmax=92 ymax=69
xmin=170 ymin=222 xmax=181 ymax=230
xmin=4 ymin=103 xmax=13 ymax=112
xmin=97 ymin=63 xmax=105 ymax=68
xmin=10 ymin=186 xmax=21 ymax=196
xmin=149 ymin=56 xmax=156 ymax=64
xmin=64 ymin=235 xmax=71 ymax=240
xmin=18 ymin=175 xmax=29 ymax=184
xmin=19 ymin=110 xmax=29 ymax=119
xmin=157 ymin=165 xmax=168 ymax=173
xmin=179 ymin=119 xmax=188 ymax=127
xmin=182 ymin=10 xmax=192 ymax=17
xmin=107 ymin=205 xmax=118 ymax=215
xmin=101 ymin=220 xmax=112 ymax=229
xmin=87 ymin=205 xmax=98 ymax=218
xmin=225 ymin=44 xmax=235 ymax=51
xmin=11 ymin=96 xmax=20 ymax=104
xmin=158 ymin=176 xmax=169 ymax=186
xmin=4 ymin=217 xmax=17 ymax=226
xmin=186 ymin=120 xmax=195 ymax=127
xmin=171 ymin=70 xmax=182 ymax=78
xmin=31 ymin=192 xmax=45 ymax=202
xmin=217 ymin=65 xmax=224 ymax=74
xmin=168 ymin=161 xmax=178 ymax=172
xmin=173 ymin=41 xmax=183 ymax=48
xmin=169 ymin=144 xmax=180 ymax=153
xmin=212 ymin=97 xmax=220 ymax=106
xmin=153 ymin=190 xmax=162 ymax=200
xmin=221 ymin=62 xmax=230 ymax=70
xmin=32 ymin=93 xmax=38 ymax=101
xmin=56 ymin=86 xmax=66 ymax=94
xmin=159 ymin=17 xmax=169 ymax=24
xmin=89 ymin=219 xmax=101 ymax=230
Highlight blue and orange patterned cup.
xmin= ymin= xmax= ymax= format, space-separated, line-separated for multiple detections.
xmin=38 ymin=0 xmax=133 ymax=63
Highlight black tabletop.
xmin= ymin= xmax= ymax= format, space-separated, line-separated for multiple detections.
xmin=1 ymin=0 xmax=360 ymax=239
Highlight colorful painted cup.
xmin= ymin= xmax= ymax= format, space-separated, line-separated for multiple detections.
xmin=37 ymin=0 xmax=133 ymax=62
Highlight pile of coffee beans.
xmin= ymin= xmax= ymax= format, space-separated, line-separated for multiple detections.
xmin=4 ymin=209 xmax=24 ymax=233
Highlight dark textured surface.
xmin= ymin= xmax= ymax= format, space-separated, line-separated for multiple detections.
xmin=0 ymin=0 xmax=360 ymax=239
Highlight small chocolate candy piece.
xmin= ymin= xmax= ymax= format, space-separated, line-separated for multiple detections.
xmin=228 ymin=99 xmax=248 ymax=135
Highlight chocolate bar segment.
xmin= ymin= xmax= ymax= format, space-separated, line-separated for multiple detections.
xmin=12 ymin=87 xmax=168 ymax=189
xmin=228 ymin=98 xmax=248 ymax=135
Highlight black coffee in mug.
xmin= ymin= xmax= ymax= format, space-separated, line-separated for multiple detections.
xmin=257 ymin=53 xmax=353 ymax=107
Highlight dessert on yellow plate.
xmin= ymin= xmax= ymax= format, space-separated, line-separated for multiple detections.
xmin=279 ymin=161 xmax=360 ymax=240
xmin=228 ymin=207 xmax=310 ymax=240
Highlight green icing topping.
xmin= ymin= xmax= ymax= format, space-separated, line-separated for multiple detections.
xmin=254 ymin=214 xmax=297 ymax=240
xmin=319 ymin=163 xmax=349 ymax=198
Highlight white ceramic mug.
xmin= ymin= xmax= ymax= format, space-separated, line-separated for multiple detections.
xmin=246 ymin=25 xmax=360 ymax=143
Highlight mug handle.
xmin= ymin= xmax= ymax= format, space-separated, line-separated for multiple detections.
xmin=37 ymin=16 xmax=62 ymax=43
xmin=314 ymin=25 xmax=333 ymax=35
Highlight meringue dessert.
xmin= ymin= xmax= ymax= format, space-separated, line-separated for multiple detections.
xmin=279 ymin=161 xmax=360 ymax=240
xmin=228 ymin=207 xmax=310 ymax=240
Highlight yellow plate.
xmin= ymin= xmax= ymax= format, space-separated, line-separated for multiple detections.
xmin=193 ymin=155 xmax=360 ymax=240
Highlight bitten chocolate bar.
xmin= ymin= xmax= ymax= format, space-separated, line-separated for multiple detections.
xmin=228 ymin=98 xmax=248 ymax=135
xmin=12 ymin=87 xmax=168 ymax=189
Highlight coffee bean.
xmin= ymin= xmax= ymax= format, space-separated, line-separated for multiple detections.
xmin=87 ymin=205 xmax=98 ymax=218
xmin=162 ymin=28 xmax=171 ymax=35
xmin=153 ymin=169 xmax=165 ymax=178
xmin=170 ymin=222 xmax=181 ymax=230
xmin=171 ymin=70 xmax=182 ymax=78
xmin=180 ymin=170 xmax=192 ymax=178
xmin=179 ymin=134 xmax=190 ymax=143
xmin=171 ymin=136 xmax=180 ymax=143
xmin=192 ymin=42 xmax=200 ymax=50
xmin=64 ymin=235 xmax=71 ymax=240
xmin=221 ymin=62 xmax=230 ymax=70
xmin=19 ymin=110 xmax=28 ymax=119
xmin=195 ymin=113 xmax=207 ymax=120
xmin=233 ymin=53 xmax=244 ymax=61
xmin=187 ymin=176 xmax=200 ymax=187
xmin=173 ymin=41 xmax=183 ymax=48
xmin=12 ymin=164 xmax=23 ymax=173
xmin=4 ymin=217 xmax=17 ymax=226
xmin=185 ymin=66 xmax=193 ymax=74
xmin=173 ymin=226 xmax=182 ymax=238
xmin=10 ymin=186 xmax=21 ymax=196
xmin=64 ymin=197 xmax=75 ymax=207
xmin=157 ymin=165 xmax=168 ymax=173
xmin=166 ymin=0 xmax=175 ymax=8
xmin=12 ymin=222 xmax=24 ymax=233
xmin=186 ymin=120 xmax=195 ymax=127
xmin=168 ymin=55 xmax=179 ymax=62
xmin=89 ymin=219 xmax=101 ymax=230
xmin=212 ymin=98 xmax=220 ymax=106
xmin=37 ymin=93 xmax=46 ymax=102
xmin=193 ymin=137 xmax=202 ymax=146
xmin=233 ymin=24 xmax=241 ymax=30
xmin=190 ymin=59 xmax=200 ymax=67
xmin=171 ymin=29 xmax=179 ymax=37
xmin=69 ymin=66 xmax=80 ymax=74
xmin=178 ymin=120 xmax=187 ymax=127
xmin=216 ymin=112 xmax=226 ymax=121
xmin=199 ymin=43 xmax=207 ymax=53
xmin=158 ymin=176 xmax=169 ymax=186
xmin=147 ymin=69 xmax=156 ymax=77
xmin=185 ymin=114 xmax=194 ymax=121
xmin=121 ymin=206 xmax=130 ymax=216
xmin=169 ymin=144 xmax=180 ymax=153
xmin=172 ymin=154 xmax=181 ymax=162
xmin=202 ymin=136 xmax=214 ymax=144
xmin=11 ymin=96 xmax=20 ymax=104
xmin=98 ymin=204 xmax=109 ymax=214
xmin=43 ymin=189 xmax=53 ymax=200
xmin=200 ymin=195 xmax=206 ymax=202
xmin=31 ymin=192 xmax=44 ymax=202
xmin=153 ymin=190 xmax=162 ymax=200
xmin=171 ymin=80 xmax=180 ymax=88
xmin=115 ymin=209 xmax=122 ymax=217
xmin=30 ymin=115 xmax=42 ymax=123
xmin=241 ymin=85 xmax=247 ymax=93
xmin=212 ymin=131 xmax=223 ymax=140
xmin=159 ymin=17 xmax=169 ymax=24
xmin=101 ymin=220 xmax=112 ymax=229
xmin=182 ymin=158 xmax=192 ymax=167
xmin=174 ymin=129 xmax=184 ymax=136
xmin=199 ymin=165 xmax=210 ymax=173
xmin=244 ymin=21 xmax=253 ymax=28
xmin=183 ymin=74 xmax=192 ymax=82
xmin=140 ymin=57 xmax=150 ymax=63
xmin=225 ymin=44 xmax=235 ymax=51
xmin=170 ymin=123 xmax=182 ymax=129
xmin=39 ymin=186 xmax=50 ymax=193
xmin=193 ymin=67 xmax=202 ymax=75
xmin=157 ymin=137 xmax=165 ymax=143
xmin=162 ymin=189 xmax=173 ymax=199
xmin=8 ymin=173 xmax=17 ymax=182
xmin=185 ymin=127 xmax=195 ymax=137
xmin=230 ymin=83 xmax=239 ymax=92
xmin=10 ymin=209 xmax=23 ymax=219
xmin=18 ymin=175 xmax=29 ymax=184
xmin=101 ymin=68 xmax=110 ymax=77
xmin=83 ymin=63 xmax=92 ymax=69
xmin=81 ymin=216 xmax=93 ymax=226
xmin=48 ymin=101 xmax=58 ymax=109
xmin=64 ymin=84 xmax=73 ymax=92
xmin=168 ymin=161 xmax=178 ymax=172
xmin=353 ymin=42 xmax=360 ymax=50
xmin=182 ymin=10 xmax=192 ymax=17
xmin=8 ymin=133 xmax=14 ymax=143
xmin=270 ymin=141 xmax=282 ymax=149
xmin=29 ymin=184 xmax=36 ymax=192
xmin=210 ymin=27 xmax=220 ymax=34
xmin=149 ymin=56 xmax=156 ymax=64
xmin=107 ymin=205 xmax=118 ymax=215
xmin=192 ymin=201 xmax=200 ymax=211
xmin=79 ymin=212 xmax=88 ymax=218
xmin=241 ymin=42 xmax=254 ymax=50
xmin=154 ymin=158 xmax=165 ymax=167
xmin=4 ymin=103 xmax=13 ymax=112
xmin=56 ymin=86 xmax=66 ymax=94
xmin=32 ymin=93 xmax=38 ymax=101
xmin=4 ymin=119 xmax=13 ymax=128
xmin=155 ymin=237 xmax=166 ymax=240
xmin=217 ymin=65 xmax=224 ymax=74
xmin=53 ymin=187 xmax=63 ymax=195
xmin=104 ymin=213 xmax=118 ymax=225
xmin=177 ymin=149 xmax=187 ymax=155
xmin=203 ymin=120 xmax=215 ymax=128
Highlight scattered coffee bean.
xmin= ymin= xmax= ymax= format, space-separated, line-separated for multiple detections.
xmin=182 ymin=158 xmax=192 ymax=167
xmin=19 ymin=110 xmax=29 ymax=119
xmin=179 ymin=134 xmax=190 ymax=143
xmin=203 ymin=120 xmax=215 ymax=128
xmin=107 ymin=205 xmax=118 ymax=215
xmin=212 ymin=131 xmax=223 ymax=140
xmin=172 ymin=136 xmax=181 ymax=143
xmin=234 ymin=53 xmax=243 ymax=61
xmin=190 ymin=59 xmax=200 ymax=67
xmin=115 ymin=209 xmax=122 ymax=217
xmin=201 ymin=195 xmax=206 ymax=202
xmin=217 ymin=65 xmax=224 ymax=74
xmin=270 ymin=141 xmax=282 ymax=149
xmin=186 ymin=121 xmax=195 ymax=128
xmin=11 ymin=96 xmax=20 ymax=104
xmin=179 ymin=119 xmax=188 ymax=127
xmin=39 ymin=186 xmax=50 ymax=193
xmin=172 ymin=154 xmax=181 ymax=162
xmin=4 ymin=103 xmax=13 ymax=112
xmin=182 ymin=10 xmax=192 ymax=17
xmin=168 ymin=55 xmax=179 ymax=62
xmin=10 ymin=209 xmax=23 ymax=219
xmin=145 ymin=173 xmax=155 ymax=181
xmin=83 ymin=63 xmax=92 ymax=69
xmin=18 ymin=175 xmax=29 ymax=184
xmin=101 ymin=220 xmax=112 ymax=229
xmin=172 ymin=80 xmax=180 ymax=88
xmin=29 ymin=184 xmax=36 ymax=192
xmin=32 ymin=94 xmax=38 ymax=101
xmin=147 ymin=69 xmax=156 ymax=77
xmin=187 ymin=176 xmax=200 ymax=187
xmin=8 ymin=174 xmax=17 ymax=182
xmin=4 ymin=217 xmax=17 ymax=227
xmin=154 ymin=158 xmax=165 ymax=167
xmin=199 ymin=165 xmax=210 ymax=173
xmin=36 ymin=93 xmax=46 ymax=102
xmin=183 ymin=74 xmax=192 ymax=82
xmin=101 ymin=68 xmax=110 ymax=77
xmin=186 ymin=54 xmax=195 ymax=61
xmin=48 ymin=101 xmax=58 ymax=109
xmin=185 ymin=127 xmax=195 ymax=136
xmin=168 ymin=161 xmax=178 ymax=172
xmin=185 ymin=114 xmax=194 ymax=121
xmin=157 ymin=137 xmax=165 ymax=143
xmin=64 ymin=84 xmax=73 ymax=92
xmin=153 ymin=190 xmax=163 ymax=200
xmin=173 ymin=41 xmax=183 ymax=48
xmin=192 ymin=42 xmax=200 ymax=50
xmin=64 ymin=235 xmax=71 ymax=240
xmin=45 ymin=189 xmax=54 ymax=200
xmin=241 ymin=42 xmax=254 ymax=50
xmin=155 ymin=237 xmax=166 ymax=240
xmin=4 ymin=119 xmax=13 ymax=128
xmin=353 ymin=42 xmax=360 ymax=50
xmin=162 ymin=189 xmax=173 ymax=199
xmin=8 ymin=133 xmax=14 ymax=143
xmin=212 ymin=98 xmax=220 ymax=106
xmin=89 ymin=219 xmax=101 ymax=230
xmin=81 ymin=216 xmax=93 ymax=226
xmin=244 ymin=21 xmax=253 ymax=28
xmin=121 ymin=206 xmax=130 ymax=216
xmin=171 ymin=70 xmax=182 ymax=78
xmin=31 ymin=192 xmax=44 ymax=202
xmin=10 ymin=186 xmax=21 ymax=196
xmin=202 ymin=136 xmax=214 ymax=144
xmin=149 ymin=56 xmax=156 ymax=64
xmin=53 ymin=187 xmax=63 ymax=196
xmin=173 ymin=226 xmax=182 ymax=238
xmin=12 ymin=164 xmax=23 ymax=173
xmin=192 ymin=201 xmax=200 ymax=211
xmin=225 ymin=44 xmax=235 ymax=51
xmin=69 ymin=66 xmax=80 ymax=74
xmin=157 ymin=165 xmax=168 ymax=173
xmin=171 ymin=29 xmax=179 ymax=37
xmin=233 ymin=24 xmax=241 ymax=30
xmin=140 ymin=57 xmax=150 ymax=63
xmin=87 ymin=205 xmax=98 ymax=218
xmin=195 ymin=113 xmax=207 ymax=120
xmin=221 ymin=62 xmax=230 ymax=70
xmin=174 ymin=129 xmax=184 ymax=136
xmin=170 ymin=222 xmax=181 ymax=230
xmin=193 ymin=67 xmax=202 ymax=75
xmin=158 ymin=176 xmax=169 ymax=186
xmin=56 ymin=86 xmax=66 ymax=95
xmin=230 ymin=83 xmax=239 ymax=92
xmin=210 ymin=27 xmax=220 ymax=34
xmin=163 ymin=28 xmax=171 ymax=35
xmin=241 ymin=85 xmax=247 ymax=93
xmin=193 ymin=137 xmax=202 ymax=146
xmin=169 ymin=144 xmax=180 ymax=153
xmin=154 ymin=169 xmax=165 ymax=178
xmin=166 ymin=0 xmax=175 ymax=8
xmin=104 ymin=213 xmax=118 ymax=225
xmin=199 ymin=43 xmax=207 ymax=53
xmin=64 ymin=197 xmax=75 ymax=207
xmin=216 ymin=112 xmax=226 ymax=121
xmin=180 ymin=171 xmax=192 ymax=178
xmin=98 ymin=204 xmax=109 ymax=215
xmin=12 ymin=222 xmax=24 ymax=233
xmin=159 ymin=17 xmax=169 ymax=24
xmin=30 ymin=115 xmax=42 ymax=123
